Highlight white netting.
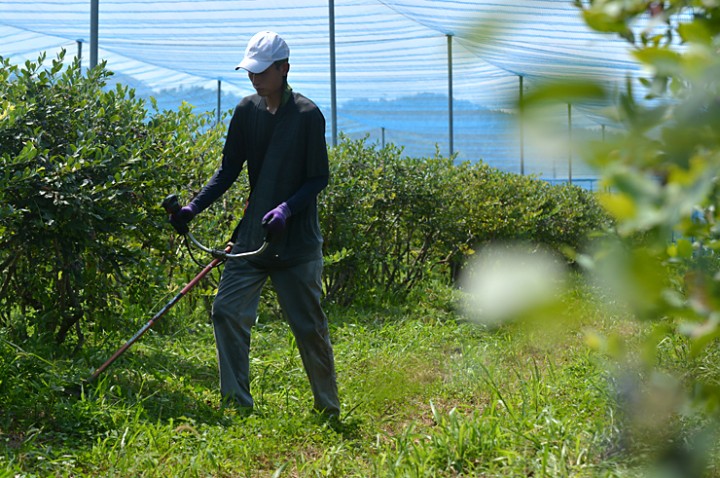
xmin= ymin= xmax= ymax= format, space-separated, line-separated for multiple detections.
xmin=1 ymin=0 xmax=655 ymax=179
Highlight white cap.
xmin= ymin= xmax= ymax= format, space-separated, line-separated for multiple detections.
xmin=235 ymin=31 xmax=289 ymax=74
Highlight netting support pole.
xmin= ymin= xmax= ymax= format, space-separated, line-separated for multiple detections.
xmin=447 ymin=34 xmax=454 ymax=157
xmin=217 ymin=80 xmax=222 ymax=126
xmin=568 ymin=103 xmax=573 ymax=185
xmin=76 ymin=40 xmax=83 ymax=70
xmin=519 ymin=75 xmax=524 ymax=175
xmin=329 ymin=0 xmax=338 ymax=147
xmin=90 ymin=0 xmax=99 ymax=69
xmin=381 ymin=127 xmax=386 ymax=149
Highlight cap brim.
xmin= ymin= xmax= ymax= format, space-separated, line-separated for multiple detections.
xmin=235 ymin=58 xmax=272 ymax=74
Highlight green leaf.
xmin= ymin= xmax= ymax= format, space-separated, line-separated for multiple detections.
xmin=521 ymin=80 xmax=606 ymax=110
xmin=678 ymin=21 xmax=713 ymax=46
xmin=632 ymin=47 xmax=683 ymax=76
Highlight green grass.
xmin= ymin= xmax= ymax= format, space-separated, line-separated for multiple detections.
xmin=0 ymin=279 xmax=716 ymax=477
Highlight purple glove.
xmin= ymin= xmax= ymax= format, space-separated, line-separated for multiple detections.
xmin=262 ymin=202 xmax=291 ymax=235
xmin=170 ymin=204 xmax=196 ymax=234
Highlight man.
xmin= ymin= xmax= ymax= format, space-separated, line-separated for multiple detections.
xmin=169 ymin=31 xmax=340 ymax=418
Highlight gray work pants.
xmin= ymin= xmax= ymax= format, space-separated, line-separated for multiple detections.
xmin=211 ymin=256 xmax=340 ymax=415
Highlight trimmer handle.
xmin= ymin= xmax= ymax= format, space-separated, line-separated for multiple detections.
xmin=162 ymin=193 xmax=272 ymax=258
xmin=162 ymin=194 xmax=181 ymax=215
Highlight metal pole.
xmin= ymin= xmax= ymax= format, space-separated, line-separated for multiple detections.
xmin=447 ymin=34 xmax=454 ymax=157
xmin=519 ymin=75 xmax=524 ymax=175
xmin=76 ymin=40 xmax=83 ymax=69
xmin=329 ymin=0 xmax=338 ymax=147
xmin=381 ymin=127 xmax=385 ymax=148
xmin=90 ymin=0 xmax=99 ymax=69
xmin=217 ymin=79 xmax=222 ymax=126
xmin=568 ymin=103 xmax=573 ymax=185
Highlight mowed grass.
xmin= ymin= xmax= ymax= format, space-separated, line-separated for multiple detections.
xmin=0 ymin=277 xmax=707 ymax=477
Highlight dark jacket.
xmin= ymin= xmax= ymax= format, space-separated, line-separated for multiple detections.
xmin=191 ymin=91 xmax=330 ymax=267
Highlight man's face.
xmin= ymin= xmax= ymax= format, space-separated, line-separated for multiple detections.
xmin=248 ymin=62 xmax=288 ymax=97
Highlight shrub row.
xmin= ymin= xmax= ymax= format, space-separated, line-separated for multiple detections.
xmin=0 ymin=54 xmax=609 ymax=345
xmin=320 ymin=138 xmax=609 ymax=303
xmin=0 ymin=53 xmax=225 ymax=346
